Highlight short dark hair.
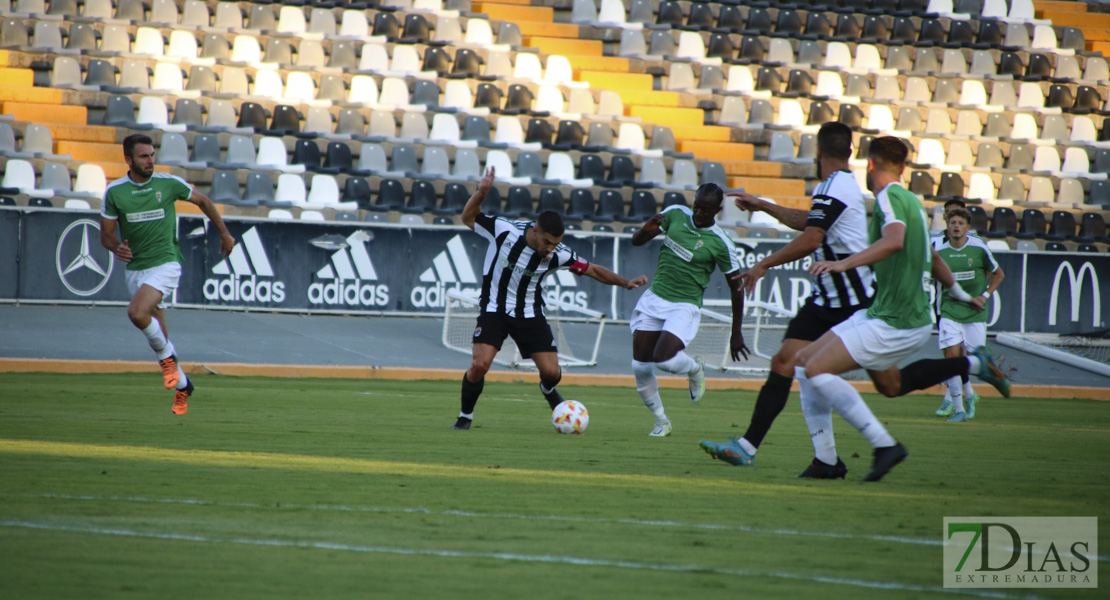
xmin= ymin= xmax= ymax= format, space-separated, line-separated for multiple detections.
xmin=535 ymin=210 xmax=565 ymax=238
xmin=945 ymin=207 xmax=971 ymax=224
xmin=123 ymin=133 xmax=153 ymax=159
xmin=694 ymin=182 xmax=723 ymax=206
xmin=943 ymin=198 xmax=967 ymax=211
xmin=867 ymin=136 xmax=909 ymax=171
xmin=816 ymin=121 xmax=853 ymax=161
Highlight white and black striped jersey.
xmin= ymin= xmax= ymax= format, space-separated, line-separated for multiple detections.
xmin=805 ymin=170 xmax=875 ymax=309
xmin=473 ymin=213 xmax=589 ymax=318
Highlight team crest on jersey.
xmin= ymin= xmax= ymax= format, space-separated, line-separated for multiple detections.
xmin=968 ymin=258 xmax=974 ymax=267
xmin=155 ymin=191 xmax=163 ymax=203
xmin=694 ymin=240 xmax=704 ymax=251
xmin=539 ymin=258 xmax=550 ymax=270
xmin=473 ymin=326 xmax=482 ymax=337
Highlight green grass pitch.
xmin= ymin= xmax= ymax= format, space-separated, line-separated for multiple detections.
xmin=0 ymin=372 xmax=1106 ymax=599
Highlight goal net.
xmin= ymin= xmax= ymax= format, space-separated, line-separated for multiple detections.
xmin=691 ymin=300 xmax=797 ymax=376
xmin=442 ymin=288 xmax=608 ymax=369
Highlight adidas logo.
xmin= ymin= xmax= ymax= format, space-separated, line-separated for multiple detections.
xmin=308 ymin=232 xmax=390 ymax=307
xmin=412 ymin=234 xmax=479 ymax=308
xmin=203 ymin=226 xmax=287 ymax=303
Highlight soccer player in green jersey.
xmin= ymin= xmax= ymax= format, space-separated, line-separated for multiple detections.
xmin=933 ymin=208 xmax=1004 ymax=422
xmin=99 ymin=134 xmax=235 ymax=414
xmin=628 ymin=183 xmax=749 ymax=437
xmin=792 ymin=137 xmax=1002 ymax=482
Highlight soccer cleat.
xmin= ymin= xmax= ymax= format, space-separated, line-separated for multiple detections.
xmin=934 ymin=398 xmax=955 ymax=417
xmin=649 ymin=419 xmax=672 ymax=437
xmin=699 ymin=436 xmax=755 ymax=466
xmin=797 ymin=457 xmax=847 ymax=479
xmin=969 ymin=346 xmax=1010 ymax=398
xmin=171 ymin=380 xmax=193 ymax=415
xmin=158 ymin=355 xmax=180 ymax=389
xmin=451 ymin=417 xmax=472 ymax=430
xmin=965 ymin=392 xmax=980 ymax=419
xmin=862 ymin=442 xmax=909 ymax=482
xmin=688 ymin=357 xmax=706 ymax=403
xmin=946 ymin=411 xmax=967 ymax=423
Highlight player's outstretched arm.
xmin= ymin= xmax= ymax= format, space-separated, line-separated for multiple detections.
xmin=727 ymin=191 xmax=810 ymax=231
xmin=188 ymin=189 xmax=235 ymax=256
xmin=583 ymin=263 xmax=647 ymax=290
xmin=630 ymin=213 xmax=665 ymax=246
xmin=740 ymin=226 xmax=825 ymax=295
xmin=725 ymin=270 xmax=751 ymax=361
xmin=810 ymin=222 xmax=904 ymax=275
xmin=461 ymin=167 xmax=495 ymax=230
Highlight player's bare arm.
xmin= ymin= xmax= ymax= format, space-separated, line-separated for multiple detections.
xmin=985 ymin=266 xmax=1005 ymax=297
xmin=810 ymin=222 xmax=905 ymax=276
xmin=740 ymin=226 xmax=826 ymax=295
xmin=186 ymin=189 xmax=236 ymax=256
xmin=584 ymin=263 xmax=647 ymax=290
xmin=461 ymin=167 xmax=495 ymax=230
xmin=726 ymin=270 xmax=751 ymax=361
xmin=727 ymin=191 xmax=810 ymax=231
xmin=630 ymin=213 xmax=665 ymax=246
xmin=99 ymin=217 xmax=130 ymax=262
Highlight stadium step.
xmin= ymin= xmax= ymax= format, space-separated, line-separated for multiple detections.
xmin=611 ymin=89 xmax=680 ymax=107
xmin=44 ymin=123 xmax=116 ymax=144
xmin=56 ymin=140 xmax=123 ymax=162
xmin=677 ymin=141 xmax=754 ymax=161
xmin=524 ymin=36 xmax=602 ymax=57
xmin=1040 ymin=11 xmax=1110 ymax=28
xmin=515 ymin=21 xmax=579 ymax=38
xmin=0 ymin=85 xmax=63 ymax=104
xmin=577 ymin=71 xmax=652 ymax=91
xmin=565 ymin=56 xmax=630 ymax=75
xmin=1034 ymin=0 xmax=1087 ymax=13
xmin=0 ymin=67 xmax=33 ymax=87
xmin=728 ymin=177 xmax=807 ymax=197
xmin=628 ymin=106 xmax=703 ymax=127
xmin=670 ymin=125 xmax=731 ymax=143
xmin=2 ymin=101 xmax=85 ymax=125
xmin=472 ymin=3 xmax=554 ymax=23
xmin=718 ymin=159 xmax=782 ymax=178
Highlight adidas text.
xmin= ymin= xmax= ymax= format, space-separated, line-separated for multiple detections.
xmin=309 ymin=280 xmax=389 ymax=307
xmin=203 ymin=274 xmax=286 ymax=303
xmin=411 ymin=282 xmax=478 ymax=309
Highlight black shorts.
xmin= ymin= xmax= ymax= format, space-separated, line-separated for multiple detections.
xmin=473 ymin=312 xmax=557 ymax=358
xmin=783 ymin=297 xmax=873 ymax=342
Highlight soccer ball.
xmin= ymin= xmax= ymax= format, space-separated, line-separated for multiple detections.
xmin=551 ymin=400 xmax=589 ymax=434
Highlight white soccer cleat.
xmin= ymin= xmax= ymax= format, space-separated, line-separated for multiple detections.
xmin=688 ymin=357 xmax=706 ymax=403
xmin=649 ymin=418 xmax=672 ymax=437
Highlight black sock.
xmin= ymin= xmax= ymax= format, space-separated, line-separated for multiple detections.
xmin=898 ymin=358 xmax=968 ymax=396
xmin=540 ymin=373 xmax=563 ymax=410
xmin=460 ymin=371 xmax=484 ymax=415
xmin=742 ymin=371 xmax=793 ymax=448
xmin=961 ymin=371 xmax=969 ymax=385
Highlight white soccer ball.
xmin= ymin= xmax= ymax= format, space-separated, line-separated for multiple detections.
xmin=551 ymin=400 xmax=589 ymax=434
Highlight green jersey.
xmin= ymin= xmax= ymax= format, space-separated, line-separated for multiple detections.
xmin=101 ymin=172 xmax=193 ymax=271
xmin=935 ymin=236 xmax=998 ymax=323
xmin=649 ymin=205 xmax=740 ymax=307
xmin=866 ymin=183 xmax=933 ymax=329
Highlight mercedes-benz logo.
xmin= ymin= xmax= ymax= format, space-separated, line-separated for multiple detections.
xmin=55 ymin=219 xmax=114 ymax=296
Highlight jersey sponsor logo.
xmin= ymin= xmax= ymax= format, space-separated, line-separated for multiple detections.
xmin=953 ymin=271 xmax=975 ymax=281
xmin=125 ymin=208 xmax=165 ymax=223
xmin=203 ymin=226 xmax=286 ymax=303
xmin=55 ymin=219 xmax=115 ymax=296
xmin=663 ymin=237 xmax=694 ymax=262
xmin=412 ymin=234 xmax=479 ymax=308
xmin=1048 ymin=261 xmax=1101 ymax=327
xmin=308 ymin=231 xmax=389 ymax=307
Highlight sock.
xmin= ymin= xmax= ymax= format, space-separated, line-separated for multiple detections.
xmin=898 ymin=357 xmax=969 ymax=396
xmin=460 ymin=372 xmax=484 ymax=415
xmin=142 ymin=321 xmax=175 ymax=360
xmin=458 ymin=411 xmax=473 ymax=420
xmin=655 ymin=352 xmax=698 ymax=375
xmin=796 ymin=366 xmax=838 ymax=465
xmin=962 ymin=376 xmax=975 ymax=399
xmin=810 ymin=372 xmax=896 ymax=449
xmin=966 ymin=355 xmax=981 ymax=376
xmin=540 ymin=373 xmax=563 ymax=410
xmin=632 ymin=360 xmax=666 ymax=419
xmin=742 ymin=371 xmax=793 ymax=449
xmin=737 ymin=437 xmax=758 ymax=456
xmin=176 ymin=369 xmax=189 ymax=391
xmin=946 ymin=375 xmax=964 ymax=413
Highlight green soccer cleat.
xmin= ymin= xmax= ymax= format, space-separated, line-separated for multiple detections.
xmin=699 ymin=436 xmax=755 ymax=466
xmin=688 ymin=357 xmax=706 ymax=403
xmin=947 ymin=411 xmax=967 ymax=423
xmin=965 ymin=393 xmax=980 ymax=419
xmin=970 ymin=346 xmax=1010 ymax=398
xmin=935 ymin=398 xmax=955 ymax=417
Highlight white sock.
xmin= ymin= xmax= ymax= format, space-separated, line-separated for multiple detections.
xmin=176 ymin=369 xmax=189 ymax=390
xmin=963 ymin=380 xmax=975 ymax=398
xmin=966 ymin=355 xmax=981 ymax=375
xmin=142 ymin=321 xmax=175 ymax=360
xmin=459 ymin=411 xmax=473 ymax=420
xmin=796 ymin=366 xmax=838 ymax=465
xmin=632 ymin=360 xmax=666 ymax=419
xmin=947 ymin=376 xmax=964 ymax=413
xmin=655 ymin=352 xmax=697 ymax=375
xmin=737 ymin=437 xmax=757 ymax=455
xmin=810 ymin=372 xmax=897 ymax=449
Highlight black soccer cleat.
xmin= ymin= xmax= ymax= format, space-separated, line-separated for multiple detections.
xmin=797 ymin=457 xmax=848 ymax=479
xmin=863 ymin=442 xmax=909 ymax=482
xmin=451 ymin=417 xmax=472 ymax=430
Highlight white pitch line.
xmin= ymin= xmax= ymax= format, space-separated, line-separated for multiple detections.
xmin=0 ymin=519 xmax=1049 ymax=600
xmin=17 ymin=493 xmax=1110 ymax=563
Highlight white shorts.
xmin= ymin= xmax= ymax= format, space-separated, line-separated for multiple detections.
xmin=938 ymin=318 xmax=986 ymax=352
xmin=831 ymin=310 xmax=933 ymax=371
xmin=629 ymin=288 xmax=701 ymax=347
xmin=125 ymin=262 xmax=181 ymax=310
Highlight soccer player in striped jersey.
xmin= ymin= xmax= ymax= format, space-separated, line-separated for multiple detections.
xmin=629 ymin=183 xmax=749 ymax=437
xmin=99 ymin=134 xmax=235 ymax=414
xmin=452 ymin=168 xmax=647 ymax=430
xmin=700 ymin=122 xmax=873 ymax=464
xmin=932 ymin=208 xmax=1004 ymax=422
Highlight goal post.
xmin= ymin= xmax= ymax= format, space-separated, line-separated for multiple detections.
xmin=442 ymin=288 xmax=608 ymax=369
xmin=692 ymin=299 xmax=797 ymax=376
